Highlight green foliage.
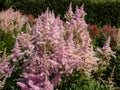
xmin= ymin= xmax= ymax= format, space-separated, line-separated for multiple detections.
xmin=0 ymin=0 xmax=13 ymax=10
xmin=94 ymin=50 xmax=120 ymax=89
xmin=6 ymin=0 xmax=70 ymax=18
xmin=2 ymin=60 xmax=24 ymax=90
xmin=91 ymin=34 xmax=106 ymax=49
xmin=1 ymin=0 xmax=120 ymax=27
xmin=0 ymin=30 xmax=15 ymax=56
xmin=57 ymin=70 xmax=109 ymax=90
xmin=108 ymin=50 xmax=120 ymax=88
xmin=85 ymin=1 xmax=120 ymax=27
xmin=0 ymin=23 xmax=27 ymax=57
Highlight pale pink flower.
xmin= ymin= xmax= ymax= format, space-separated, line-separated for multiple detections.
xmin=97 ymin=36 xmax=116 ymax=59
xmin=0 ymin=8 xmax=28 ymax=33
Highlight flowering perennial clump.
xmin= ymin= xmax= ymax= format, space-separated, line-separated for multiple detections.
xmin=0 ymin=50 xmax=13 ymax=89
xmin=0 ymin=8 xmax=28 ymax=33
xmin=0 ymin=4 xmax=115 ymax=90
xmin=97 ymin=36 xmax=116 ymax=66
xmin=65 ymin=4 xmax=100 ymax=74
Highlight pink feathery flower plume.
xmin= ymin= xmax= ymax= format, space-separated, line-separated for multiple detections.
xmin=97 ymin=36 xmax=116 ymax=59
xmin=65 ymin=3 xmax=99 ymax=75
xmin=14 ymin=8 xmax=79 ymax=90
xmin=65 ymin=3 xmax=74 ymax=20
xmin=0 ymin=8 xmax=28 ymax=33
xmin=0 ymin=50 xmax=14 ymax=89
xmin=0 ymin=3 xmax=107 ymax=90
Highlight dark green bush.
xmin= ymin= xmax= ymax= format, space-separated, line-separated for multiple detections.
xmin=85 ymin=1 xmax=120 ymax=27
xmin=1 ymin=0 xmax=120 ymax=27
xmin=1 ymin=0 xmax=70 ymax=18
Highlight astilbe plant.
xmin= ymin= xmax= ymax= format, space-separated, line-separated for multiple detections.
xmin=12 ymin=4 xmax=97 ymax=90
xmin=96 ymin=36 xmax=116 ymax=76
xmin=0 ymin=4 xmax=114 ymax=90
xmin=64 ymin=3 xmax=99 ymax=75
xmin=97 ymin=36 xmax=116 ymax=60
xmin=88 ymin=24 xmax=118 ymax=50
xmin=88 ymin=24 xmax=117 ymax=89
xmin=0 ymin=49 xmax=13 ymax=89
xmin=87 ymin=24 xmax=116 ymax=71
xmin=11 ymin=8 xmax=81 ymax=90
xmin=0 ymin=8 xmax=28 ymax=33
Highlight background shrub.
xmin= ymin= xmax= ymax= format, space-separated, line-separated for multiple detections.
xmin=1 ymin=0 xmax=120 ymax=27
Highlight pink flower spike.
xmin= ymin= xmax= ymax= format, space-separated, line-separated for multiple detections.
xmin=103 ymin=36 xmax=110 ymax=48
xmin=17 ymin=82 xmax=28 ymax=90
xmin=69 ymin=3 xmax=73 ymax=13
